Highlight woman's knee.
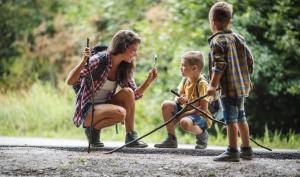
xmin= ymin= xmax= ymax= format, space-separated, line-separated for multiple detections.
xmin=114 ymin=107 xmax=126 ymax=121
xmin=120 ymin=87 xmax=134 ymax=98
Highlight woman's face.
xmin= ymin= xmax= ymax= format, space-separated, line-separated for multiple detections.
xmin=123 ymin=43 xmax=139 ymax=63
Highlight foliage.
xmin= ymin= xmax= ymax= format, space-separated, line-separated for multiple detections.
xmin=0 ymin=82 xmax=299 ymax=149
xmin=231 ymin=0 xmax=300 ymax=134
xmin=0 ymin=0 xmax=299 ymax=136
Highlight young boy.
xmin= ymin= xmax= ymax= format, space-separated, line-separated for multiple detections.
xmin=207 ymin=1 xmax=254 ymax=162
xmin=154 ymin=51 xmax=212 ymax=149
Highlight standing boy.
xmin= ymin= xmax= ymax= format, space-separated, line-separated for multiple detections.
xmin=207 ymin=1 xmax=254 ymax=162
xmin=154 ymin=51 xmax=212 ymax=149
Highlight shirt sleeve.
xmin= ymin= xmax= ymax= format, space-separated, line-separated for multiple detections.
xmin=245 ymin=45 xmax=254 ymax=74
xmin=127 ymin=76 xmax=142 ymax=100
xmin=78 ymin=55 xmax=100 ymax=82
xmin=211 ymin=42 xmax=226 ymax=73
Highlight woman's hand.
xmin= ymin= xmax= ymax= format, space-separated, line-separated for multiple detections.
xmin=134 ymin=67 xmax=157 ymax=97
xmin=82 ymin=47 xmax=90 ymax=64
xmin=146 ymin=67 xmax=158 ymax=84
xmin=66 ymin=47 xmax=90 ymax=85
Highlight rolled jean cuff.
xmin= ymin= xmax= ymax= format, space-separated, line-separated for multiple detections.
xmin=224 ymin=119 xmax=238 ymax=125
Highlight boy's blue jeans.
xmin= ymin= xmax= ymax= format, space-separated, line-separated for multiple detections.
xmin=174 ymin=102 xmax=208 ymax=130
xmin=221 ymin=97 xmax=247 ymax=124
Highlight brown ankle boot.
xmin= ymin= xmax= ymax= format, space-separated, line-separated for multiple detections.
xmin=85 ymin=128 xmax=104 ymax=147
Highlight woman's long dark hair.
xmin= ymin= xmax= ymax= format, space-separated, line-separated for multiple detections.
xmin=108 ymin=30 xmax=141 ymax=87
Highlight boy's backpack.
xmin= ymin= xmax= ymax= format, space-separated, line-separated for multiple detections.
xmin=73 ymin=45 xmax=108 ymax=94
xmin=183 ymin=76 xmax=223 ymax=121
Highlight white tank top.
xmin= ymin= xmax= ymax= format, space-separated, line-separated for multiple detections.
xmin=94 ymin=79 xmax=117 ymax=103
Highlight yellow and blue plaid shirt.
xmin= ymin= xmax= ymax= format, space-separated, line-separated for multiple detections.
xmin=208 ymin=31 xmax=254 ymax=97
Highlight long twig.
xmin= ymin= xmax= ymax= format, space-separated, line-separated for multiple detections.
xmin=104 ymin=91 xmax=213 ymax=154
xmin=171 ymin=90 xmax=272 ymax=151
xmin=86 ymin=38 xmax=95 ymax=153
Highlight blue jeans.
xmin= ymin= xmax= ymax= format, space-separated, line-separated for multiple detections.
xmin=187 ymin=114 xmax=208 ymax=130
xmin=173 ymin=102 xmax=208 ymax=130
xmin=221 ymin=97 xmax=247 ymax=124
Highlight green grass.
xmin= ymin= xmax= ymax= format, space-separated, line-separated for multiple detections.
xmin=0 ymin=82 xmax=299 ymax=150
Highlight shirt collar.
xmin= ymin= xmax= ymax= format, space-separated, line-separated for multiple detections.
xmin=208 ymin=30 xmax=233 ymax=43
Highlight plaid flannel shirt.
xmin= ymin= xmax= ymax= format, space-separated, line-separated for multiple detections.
xmin=208 ymin=31 xmax=254 ymax=97
xmin=72 ymin=52 xmax=141 ymax=127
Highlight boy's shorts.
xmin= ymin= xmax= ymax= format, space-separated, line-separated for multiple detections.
xmin=221 ymin=97 xmax=247 ymax=124
xmin=173 ymin=102 xmax=208 ymax=130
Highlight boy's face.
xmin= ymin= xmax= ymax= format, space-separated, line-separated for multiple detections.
xmin=180 ymin=59 xmax=195 ymax=77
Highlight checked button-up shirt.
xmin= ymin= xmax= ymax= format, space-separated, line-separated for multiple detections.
xmin=72 ymin=52 xmax=141 ymax=127
xmin=208 ymin=31 xmax=254 ymax=97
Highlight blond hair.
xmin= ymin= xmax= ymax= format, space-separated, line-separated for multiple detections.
xmin=209 ymin=1 xmax=233 ymax=30
xmin=182 ymin=51 xmax=204 ymax=71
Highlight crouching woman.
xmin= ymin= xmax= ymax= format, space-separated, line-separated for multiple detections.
xmin=66 ymin=30 xmax=157 ymax=147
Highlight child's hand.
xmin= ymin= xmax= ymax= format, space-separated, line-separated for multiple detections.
xmin=177 ymin=95 xmax=188 ymax=104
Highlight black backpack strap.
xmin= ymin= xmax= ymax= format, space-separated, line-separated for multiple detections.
xmin=195 ymin=76 xmax=205 ymax=98
xmin=72 ymin=82 xmax=81 ymax=94
xmin=91 ymin=52 xmax=108 ymax=80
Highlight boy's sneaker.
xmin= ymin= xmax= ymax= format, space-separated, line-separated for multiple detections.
xmin=154 ymin=134 xmax=178 ymax=148
xmin=125 ymin=131 xmax=148 ymax=148
xmin=240 ymin=146 xmax=254 ymax=160
xmin=195 ymin=130 xmax=208 ymax=149
xmin=213 ymin=147 xmax=240 ymax=162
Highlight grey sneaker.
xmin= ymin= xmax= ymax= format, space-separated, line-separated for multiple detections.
xmin=213 ymin=147 xmax=240 ymax=162
xmin=125 ymin=131 xmax=148 ymax=148
xmin=240 ymin=146 xmax=254 ymax=160
xmin=195 ymin=130 xmax=208 ymax=149
xmin=154 ymin=134 xmax=178 ymax=148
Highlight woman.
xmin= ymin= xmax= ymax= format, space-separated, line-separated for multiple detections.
xmin=66 ymin=30 xmax=157 ymax=147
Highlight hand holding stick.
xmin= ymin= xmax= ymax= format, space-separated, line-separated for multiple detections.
xmin=170 ymin=89 xmax=272 ymax=151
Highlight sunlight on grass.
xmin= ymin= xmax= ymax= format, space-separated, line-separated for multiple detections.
xmin=0 ymin=82 xmax=299 ymax=149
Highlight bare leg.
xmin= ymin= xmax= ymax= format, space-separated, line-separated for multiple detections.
xmin=179 ymin=117 xmax=203 ymax=135
xmin=84 ymin=104 xmax=126 ymax=129
xmin=227 ymin=123 xmax=239 ymax=149
xmin=109 ymin=88 xmax=135 ymax=133
xmin=161 ymin=101 xmax=178 ymax=136
xmin=238 ymin=122 xmax=250 ymax=147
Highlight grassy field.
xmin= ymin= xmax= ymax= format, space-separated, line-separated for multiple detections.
xmin=0 ymin=82 xmax=299 ymax=150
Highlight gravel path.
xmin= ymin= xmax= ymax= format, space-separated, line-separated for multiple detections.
xmin=1 ymin=146 xmax=299 ymax=177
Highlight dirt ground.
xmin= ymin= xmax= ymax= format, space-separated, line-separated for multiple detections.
xmin=0 ymin=146 xmax=299 ymax=177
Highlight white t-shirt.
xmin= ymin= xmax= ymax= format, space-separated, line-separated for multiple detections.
xmin=94 ymin=79 xmax=117 ymax=103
